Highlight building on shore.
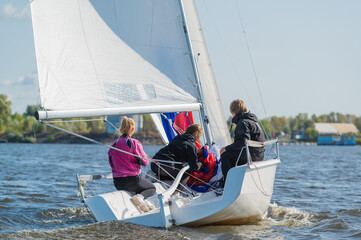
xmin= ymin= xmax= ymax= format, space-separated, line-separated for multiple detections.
xmin=314 ymin=123 xmax=359 ymax=145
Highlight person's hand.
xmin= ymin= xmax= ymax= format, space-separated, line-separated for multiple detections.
xmin=220 ymin=147 xmax=226 ymax=155
xmin=196 ymin=162 xmax=202 ymax=171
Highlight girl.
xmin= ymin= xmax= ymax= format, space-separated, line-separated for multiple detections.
xmin=108 ymin=116 xmax=155 ymax=212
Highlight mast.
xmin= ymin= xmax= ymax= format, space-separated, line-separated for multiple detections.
xmin=178 ymin=0 xmax=213 ymax=145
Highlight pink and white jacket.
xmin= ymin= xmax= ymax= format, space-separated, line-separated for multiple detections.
xmin=108 ymin=136 xmax=149 ymax=178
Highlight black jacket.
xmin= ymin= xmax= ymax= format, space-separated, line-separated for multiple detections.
xmin=153 ymin=133 xmax=199 ymax=171
xmin=226 ymin=112 xmax=265 ymax=159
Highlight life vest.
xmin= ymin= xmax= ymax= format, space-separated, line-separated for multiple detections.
xmin=187 ymin=146 xmax=217 ymax=191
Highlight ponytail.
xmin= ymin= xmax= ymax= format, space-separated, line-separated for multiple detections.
xmin=119 ymin=116 xmax=135 ymax=135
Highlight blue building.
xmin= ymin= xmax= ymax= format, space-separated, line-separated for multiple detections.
xmin=314 ymin=123 xmax=358 ymax=145
xmin=105 ymin=115 xmax=143 ymax=134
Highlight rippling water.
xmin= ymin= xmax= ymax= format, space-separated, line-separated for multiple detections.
xmin=0 ymin=144 xmax=360 ymax=239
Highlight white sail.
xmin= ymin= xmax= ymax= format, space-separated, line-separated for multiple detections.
xmin=31 ymin=0 xmax=230 ymax=146
xmin=182 ymin=1 xmax=231 ymax=146
xmin=31 ymin=0 xmax=200 ymax=117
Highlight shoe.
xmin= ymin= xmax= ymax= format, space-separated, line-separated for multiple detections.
xmin=213 ymin=182 xmax=224 ymax=196
xmin=131 ymin=194 xmax=149 ymax=212
xmin=214 ymin=188 xmax=223 ymax=196
xmin=144 ymin=199 xmax=155 ymax=211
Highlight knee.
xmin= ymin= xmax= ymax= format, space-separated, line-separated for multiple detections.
xmin=141 ymin=188 xmax=156 ymax=198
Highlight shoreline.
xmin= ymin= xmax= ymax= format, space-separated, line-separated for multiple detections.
xmin=0 ymin=132 xmax=164 ymax=145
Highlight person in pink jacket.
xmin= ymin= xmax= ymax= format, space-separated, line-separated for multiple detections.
xmin=108 ymin=116 xmax=156 ymax=212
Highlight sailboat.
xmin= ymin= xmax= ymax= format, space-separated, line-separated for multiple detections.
xmin=30 ymin=0 xmax=280 ymax=227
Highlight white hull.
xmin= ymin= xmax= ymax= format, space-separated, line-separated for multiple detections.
xmin=83 ymin=158 xmax=280 ymax=227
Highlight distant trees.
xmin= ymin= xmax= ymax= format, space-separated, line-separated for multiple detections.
xmin=257 ymin=112 xmax=361 ymax=142
xmin=0 ymin=95 xmax=107 ymax=142
xmin=228 ymin=112 xmax=361 ymax=142
xmin=25 ymin=104 xmax=41 ymax=116
xmin=0 ymin=94 xmax=11 ymax=134
xmin=2 ymin=92 xmax=361 ymax=144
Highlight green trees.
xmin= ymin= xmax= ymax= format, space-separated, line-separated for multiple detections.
xmin=25 ymin=104 xmax=41 ymax=116
xmin=258 ymin=112 xmax=361 ymax=142
xmin=2 ymin=92 xmax=361 ymax=144
xmin=0 ymin=95 xmax=107 ymax=142
xmin=0 ymin=95 xmax=12 ymax=134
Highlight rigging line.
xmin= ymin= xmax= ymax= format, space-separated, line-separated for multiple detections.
xmin=146 ymin=173 xmax=193 ymax=196
xmin=154 ymin=160 xmax=219 ymax=191
xmin=200 ymin=0 xmax=256 ymax=113
xmin=234 ymin=0 xmax=270 ymax=139
xmin=40 ymin=120 xmax=184 ymax=165
xmin=149 ymin=0 xmax=155 ymax=60
xmin=84 ymin=182 xmax=96 ymax=196
xmin=151 ymin=161 xmax=194 ymax=196
xmin=104 ymin=118 xmax=118 ymax=131
xmin=250 ymin=163 xmax=272 ymax=196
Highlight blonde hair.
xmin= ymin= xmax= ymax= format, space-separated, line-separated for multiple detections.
xmin=230 ymin=99 xmax=247 ymax=115
xmin=119 ymin=116 xmax=135 ymax=135
xmin=185 ymin=124 xmax=203 ymax=135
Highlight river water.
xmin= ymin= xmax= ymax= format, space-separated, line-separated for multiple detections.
xmin=0 ymin=143 xmax=360 ymax=239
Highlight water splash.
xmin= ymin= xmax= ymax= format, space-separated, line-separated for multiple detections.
xmin=262 ymin=203 xmax=318 ymax=227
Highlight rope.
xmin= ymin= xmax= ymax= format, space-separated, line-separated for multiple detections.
xmin=234 ymin=0 xmax=270 ymax=139
xmin=154 ymin=160 xmax=219 ymax=192
xmin=41 ymin=121 xmax=221 ymax=195
xmin=104 ymin=117 xmax=118 ymax=131
xmin=144 ymin=162 xmax=194 ymax=196
xmin=41 ymin=121 xmax=184 ymax=165
xmin=199 ymin=0 xmax=255 ymax=114
xmin=250 ymin=163 xmax=272 ymax=196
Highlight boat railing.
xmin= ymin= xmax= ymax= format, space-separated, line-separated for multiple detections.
xmin=76 ymin=165 xmax=191 ymax=201
xmin=76 ymin=173 xmax=112 ymax=201
xmin=242 ymin=138 xmax=279 ymax=166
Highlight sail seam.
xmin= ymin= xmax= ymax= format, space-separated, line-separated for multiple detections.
xmin=76 ymin=0 xmax=106 ymax=108
xmin=34 ymin=42 xmax=73 ymax=110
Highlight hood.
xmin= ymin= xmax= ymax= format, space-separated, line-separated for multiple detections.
xmin=232 ymin=111 xmax=258 ymax=124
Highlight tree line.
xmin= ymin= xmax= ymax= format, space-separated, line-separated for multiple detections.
xmin=1 ymin=94 xmax=361 ymax=143
xmin=258 ymin=113 xmax=361 ymax=142
xmin=0 ymin=94 xmax=106 ymax=143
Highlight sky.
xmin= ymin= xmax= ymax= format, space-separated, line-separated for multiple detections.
xmin=1 ymin=0 xmax=361 ymax=119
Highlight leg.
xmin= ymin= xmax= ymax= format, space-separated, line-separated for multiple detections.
xmin=136 ymin=177 xmax=156 ymax=198
xmin=220 ymin=150 xmax=241 ymax=183
xmin=113 ymin=175 xmax=156 ymax=198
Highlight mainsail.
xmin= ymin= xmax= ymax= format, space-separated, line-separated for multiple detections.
xmin=31 ymin=0 xmax=199 ymax=115
xmin=31 ymin=0 xmax=230 ymax=146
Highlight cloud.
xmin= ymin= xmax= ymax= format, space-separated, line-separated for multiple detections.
xmin=0 ymin=3 xmax=30 ymax=20
xmin=1 ymin=73 xmax=38 ymax=86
